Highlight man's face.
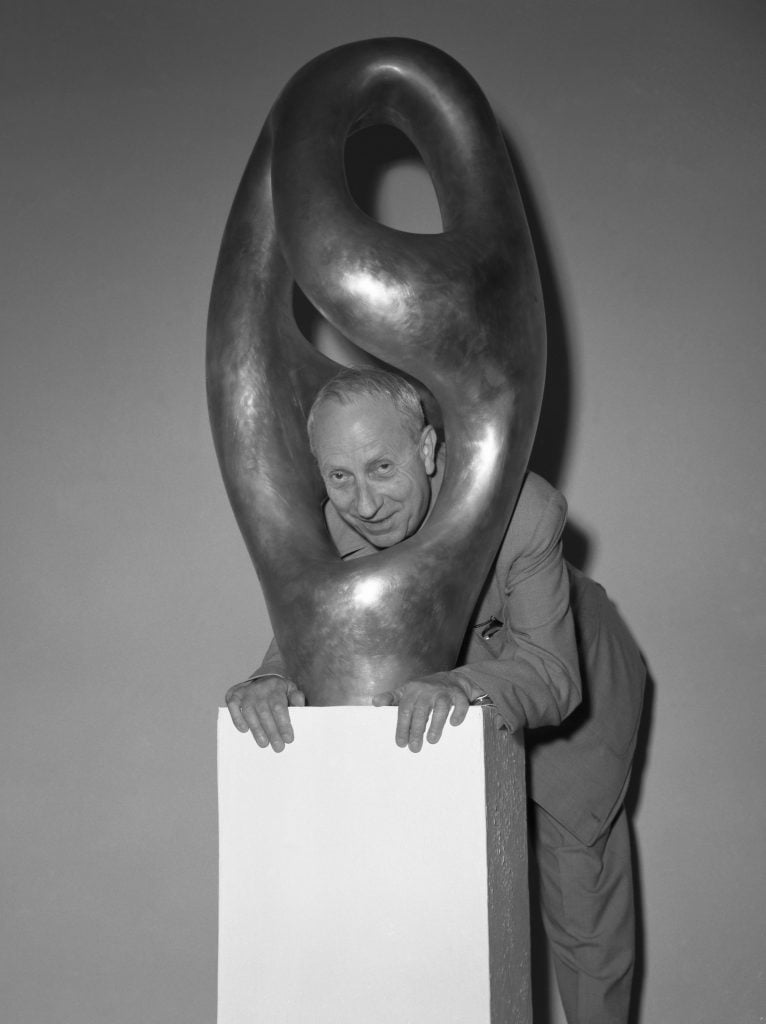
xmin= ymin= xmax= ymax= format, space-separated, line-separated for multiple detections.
xmin=312 ymin=395 xmax=437 ymax=548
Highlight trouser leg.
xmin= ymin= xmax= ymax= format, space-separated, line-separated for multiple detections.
xmin=531 ymin=803 xmax=635 ymax=1024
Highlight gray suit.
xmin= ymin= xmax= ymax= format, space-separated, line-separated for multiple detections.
xmin=450 ymin=471 xmax=645 ymax=1024
xmin=455 ymin=473 xmax=645 ymax=846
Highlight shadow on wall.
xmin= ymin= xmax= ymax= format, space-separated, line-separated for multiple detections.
xmin=502 ymin=129 xmax=573 ymax=497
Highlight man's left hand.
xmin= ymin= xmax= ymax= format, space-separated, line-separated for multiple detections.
xmin=372 ymin=679 xmax=472 ymax=752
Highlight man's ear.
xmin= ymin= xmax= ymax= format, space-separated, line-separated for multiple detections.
xmin=420 ymin=425 xmax=437 ymax=475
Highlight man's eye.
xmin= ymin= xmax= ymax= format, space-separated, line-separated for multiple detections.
xmin=375 ymin=462 xmax=393 ymax=474
xmin=328 ymin=472 xmax=348 ymax=485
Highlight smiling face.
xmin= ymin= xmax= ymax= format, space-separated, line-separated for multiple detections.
xmin=312 ymin=395 xmax=437 ymax=548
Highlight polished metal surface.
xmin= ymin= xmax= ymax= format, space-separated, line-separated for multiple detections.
xmin=207 ymin=38 xmax=546 ymax=705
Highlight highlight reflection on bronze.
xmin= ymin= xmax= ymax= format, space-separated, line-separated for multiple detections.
xmin=207 ymin=38 xmax=546 ymax=705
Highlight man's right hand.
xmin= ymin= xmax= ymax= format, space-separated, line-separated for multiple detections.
xmin=225 ymin=675 xmax=306 ymax=752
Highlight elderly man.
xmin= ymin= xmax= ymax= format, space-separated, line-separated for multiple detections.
xmin=225 ymin=368 xmax=645 ymax=1024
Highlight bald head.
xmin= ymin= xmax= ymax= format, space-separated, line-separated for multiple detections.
xmin=307 ymin=368 xmax=425 ymax=455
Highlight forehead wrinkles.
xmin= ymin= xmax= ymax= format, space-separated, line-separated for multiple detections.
xmin=316 ymin=422 xmax=416 ymax=474
xmin=319 ymin=437 xmax=409 ymax=473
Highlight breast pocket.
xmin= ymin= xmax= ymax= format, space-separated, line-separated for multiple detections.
xmin=469 ymin=614 xmax=507 ymax=659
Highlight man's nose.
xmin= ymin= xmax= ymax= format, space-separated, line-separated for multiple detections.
xmin=354 ymin=480 xmax=383 ymax=519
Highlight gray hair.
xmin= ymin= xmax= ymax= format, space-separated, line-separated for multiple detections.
xmin=306 ymin=368 xmax=425 ymax=454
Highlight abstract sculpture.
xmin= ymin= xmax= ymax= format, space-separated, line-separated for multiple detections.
xmin=207 ymin=38 xmax=546 ymax=705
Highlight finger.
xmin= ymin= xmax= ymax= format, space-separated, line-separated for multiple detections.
xmin=239 ymin=702 xmax=273 ymax=749
xmin=449 ymin=689 xmax=470 ymax=726
xmin=407 ymin=697 xmax=432 ymax=753
xmin=226 ymin=696 xmax=250 ymax=733
xmin=372 ymin=691 xmax=397 ymax=707
xmin=395 ymin=695 xmax=415 ymax=748
xmin=287 ymin=685 xmax=306 ymax=707
xmin=426 ymin=693 xmax=453 ymax=744
xmin=251 ymin=701 xmax=288 ymax=752
xmin=270 ymin=698 xmax=295 ymax=745
xmin=243 ymin=689 xmax=293 ymax=751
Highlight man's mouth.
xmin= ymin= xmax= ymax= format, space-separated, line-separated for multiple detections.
xmin=357 ymin=513 xmax=395 ymax=534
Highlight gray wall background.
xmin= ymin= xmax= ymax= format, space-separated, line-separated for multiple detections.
xmin=3 ymin=2 xmax=764 ymax=1022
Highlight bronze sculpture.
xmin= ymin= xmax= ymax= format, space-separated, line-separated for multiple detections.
xmin=207 ymin=37 xmax=546 ymax=705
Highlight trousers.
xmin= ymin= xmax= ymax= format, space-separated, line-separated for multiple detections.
xmin=531 ymin=802 xmax=635 ymax=1024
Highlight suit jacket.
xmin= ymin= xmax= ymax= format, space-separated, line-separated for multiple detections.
xmin=255 ymin=471 xmax=645 ymax=846
xmin=451 ymin=473 xmax=646 ymax=845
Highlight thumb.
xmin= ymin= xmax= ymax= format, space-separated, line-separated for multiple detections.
xmin=287 ymin=683 xmax=306 ymax=706
xmin=372 ymin=690 xmax=399 ymax=707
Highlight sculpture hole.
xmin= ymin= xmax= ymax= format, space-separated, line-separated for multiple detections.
xmin=292 ymin=283 xmax=389 ymax=368
xmin=345 ymin=125 xmax=442 ymax=235
xmin=291 ymin=282 xmax=444 ymax=433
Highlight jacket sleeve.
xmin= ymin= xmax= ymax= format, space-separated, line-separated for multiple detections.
xmin=245 ymin=636 xmax=287 ymax=681
xmin=423 ymin=484 xmax=583 ymax=733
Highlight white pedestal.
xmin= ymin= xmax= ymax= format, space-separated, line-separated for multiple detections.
xmin=218 ymin=706 xmax=529 ymax=1023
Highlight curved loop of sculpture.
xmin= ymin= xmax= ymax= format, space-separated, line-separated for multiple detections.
xmin=207 ymin=38 xmax=546 ymax=704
